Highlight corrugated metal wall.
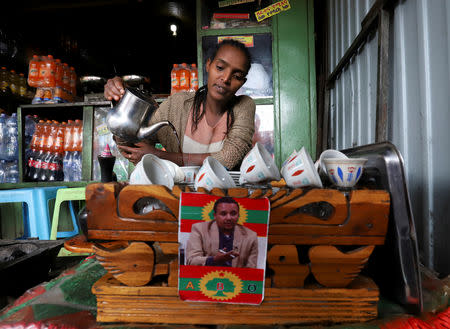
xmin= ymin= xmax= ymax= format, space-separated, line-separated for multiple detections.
xmin=326 ymin=0 xmax=450 ymax=276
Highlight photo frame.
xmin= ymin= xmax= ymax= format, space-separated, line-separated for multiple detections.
xmin=178 ymin=192 xmax=270 ymax=305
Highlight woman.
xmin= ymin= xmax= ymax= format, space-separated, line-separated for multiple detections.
xmin=104 ymin=40 xmax=255 ymax=170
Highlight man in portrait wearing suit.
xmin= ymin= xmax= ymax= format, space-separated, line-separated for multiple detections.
xmin=185 ymin=196 xmax=258 ymax=268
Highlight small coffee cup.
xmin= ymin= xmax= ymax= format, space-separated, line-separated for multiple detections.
xmin=315 ymin=149 xmax=348 ymax=176
xmin=281 ymin=147 xmax=323 ymax=188
xmin=239 ymin=142 xmax=280 ymax=185
xmin=181 ymin=166 xmax=200 ymax=184
xmin=323 ymin=157 xmax=367 ymax=188
xmin=161 ymin=159 xmax=185 ymax=183
xmin=194 ymin=156 xmax=236 ymax=191
xmin=129 ymin=154 xmax=174 ymax=189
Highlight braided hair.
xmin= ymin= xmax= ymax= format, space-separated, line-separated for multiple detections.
xmin=190 ymin=39 xmax=252 ymax=135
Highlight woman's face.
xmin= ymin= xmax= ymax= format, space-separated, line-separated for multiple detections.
xmin=205 ymin=44 xmax=248 ymax=103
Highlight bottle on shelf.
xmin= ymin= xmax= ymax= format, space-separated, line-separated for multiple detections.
xmin=55 ymin=59 xmax=63 ymax=87
xmin=5 ymin=160 xmax=19 ymax=183
xmin=48 ymin=122 xmax=65 ymax=181
xmin=62 ymin=63 xmax=70 ymax=93
xmin=9 ymin=70 xmax=18 ymax=95
xmin=5 ymin=113 xmax=18 ymax=161
xmin=71 ymin=119 xmax=83 ymax=181
xmin=27 ymin=120 xmax=43 ymax=181
xmin=18 ymin=73 xmax=27 ymax=97
xmin=0 ymin=113 xmax=8 ymax=160
xmin=43 ymin=55 xmax=56 ymax=88
xmin=69 ymin=66 xmax=77 ymax=97
xmin=0 ymin=67 xmax=9 ymax=93
xmin=189 ymin=63 xmax=198 ymax=92
xmin=28 ymin=55 xmax=41 ymax=87
xmin=39 ymin=120 xmax=58 ymax=181
xmin=178 ymin=63 xmax=190 ymax=92
xmin=0 ymin=160 xmax=6 ymax=183
xmin=170 ymin=64 xmax=180 ymax=95
xmin=38 ymin=55 xmax=48 ymax=88
xmin=63 ymin=120 xmax=74 ymax=182
xmin=31 ymin=120 xmax=50 ymax=182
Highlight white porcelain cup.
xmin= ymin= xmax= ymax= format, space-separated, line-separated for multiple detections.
xmin=281 ymin=147 xmax=323 ymax=188
xmin=194 ymin=156 xmax=236 ymax=191
xmin=315 ymin=149 xmax=348 ymax=176
xmin=323 ymin=157 xmax=367 ymax=188
xmin=181 ymin=166 xmax=200 ymax=184
xmin=162 ymin=159 xmax=185 ymax=183
xmin=239 ymin=142 xmax=280 ymax=185
xmin=129 ymin=154 xmax=174 ymax=189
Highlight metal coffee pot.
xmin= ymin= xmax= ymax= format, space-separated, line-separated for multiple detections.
xmin=106 ymin=87 xmax=172 ymax=143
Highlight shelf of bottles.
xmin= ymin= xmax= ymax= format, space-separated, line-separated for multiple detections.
xmin=0 ymin=101 xmax=109 ymax=189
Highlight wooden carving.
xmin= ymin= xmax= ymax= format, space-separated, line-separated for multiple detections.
xmin=93 ymin=242 xmax=154 ymax=286
xmin=267 ymin=245 xmax=310 ymax=288
xmin=309 ymin=245 xmax=375 ymax=287
xmin=84 ymin=183 xmax=390 ymax=246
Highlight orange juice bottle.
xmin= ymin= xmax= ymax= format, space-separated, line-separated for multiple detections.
xmin=54 ymin=59 xmax=63 ymax=87
xmin=69 ymin=67 xmax=77 ymax=97
xmin=62 ymin=63 xmax=70 ymax=92
xmin=189 ymin=63 xmax=198 ymax=92
xmin=28 ymin=55 xmax=41 ymax=87
xmin=170 ymin=64 xmax=179 ymax=95
xmin=178 ymin=63 xmax=190 ymax=92
xmin=38 ymin=55 xmax=48 ymax=88
xmin=46 ymin=55 xmax=56 ymax=88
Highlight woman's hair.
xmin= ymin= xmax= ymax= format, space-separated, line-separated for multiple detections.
xmin=190 ymin=39 xmax=252 ymax=135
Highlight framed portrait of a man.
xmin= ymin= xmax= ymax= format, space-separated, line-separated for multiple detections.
xmin=178 ymin=193 xmax=270 ymax=305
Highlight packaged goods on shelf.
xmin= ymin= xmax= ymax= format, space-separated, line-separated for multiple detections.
xmin=28 ymin=54 xmax=77 ymax=104
xmin=26 ymin=118 xmax=83 ymax=182
xmin=0 ymin=66 xmax=30 ymax=97
xmin=170 ymin=63 xmax=198 ymax=95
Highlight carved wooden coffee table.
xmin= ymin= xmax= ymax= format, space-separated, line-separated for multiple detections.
xmin=65 ymin=182 xmax=390 ymax=325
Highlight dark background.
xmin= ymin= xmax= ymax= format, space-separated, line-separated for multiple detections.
xmin=0 ymin=0 xmax=197 ymax=94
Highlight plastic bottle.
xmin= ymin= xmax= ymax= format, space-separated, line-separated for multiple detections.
xmin=43 ymin=55 xmax=56 ymax=88
xmin=27 ymin=120 xmax=42 ymax=180
xmin=28 ymin=55 xmax=41 ymax=87
xmin=0 ymin=160 xmax=6 ymax=183
xmin=178 ymin=63 xmax=190 ymax=92
xmin=170 ymin=64 xmax=180 ymax=95
xmin=0 ymin=67 xmax=9 ymax=93
xmin=5 ymin=160 xmax=19 ymax=183
xmin=32 ymin=120 xmax=50 ymax=181
xmin=54 ymin=59 xmax=63 ymax=87
xmin=18 ymin=73 xmax=27 ymax=97
xmin=62 ymin=63 xmax=70 ymax=93
xmin=50 ymin=122 xmax=65 ymax=181
xmin=71 ymin=120 xmax=83 ymax=181
xmin=38 ymin=55 xmax=48 ymax=88
xmin=39 ymin=121 xmax=58 ymax=181
xmin=63 ymin=120 xmax=74 ymax=181
xmin=9 ymin=70 xmax=18 ymax=95
xmin=0 ymin=113 xmax=7 ymax=160
xmin=24 ymin=115 xmax=36 ymax=149
xmin=189 ymin=63 xmax=198 ymax=92
xmin=5 ymin=113 xmax=18 ymax=161
xmin=69 ymin=66 xmax=77 ymax=97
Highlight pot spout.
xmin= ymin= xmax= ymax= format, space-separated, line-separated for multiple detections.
xmin=136 ymin=120 xmax=175 ymax=140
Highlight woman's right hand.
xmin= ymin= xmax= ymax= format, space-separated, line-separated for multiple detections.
xmin=104 ymin=76 xmax=125 ymax=101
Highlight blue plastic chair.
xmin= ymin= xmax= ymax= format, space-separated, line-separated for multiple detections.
xmin=0 ymin=186 xmax=67 ymax=240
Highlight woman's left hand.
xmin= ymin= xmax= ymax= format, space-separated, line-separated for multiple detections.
xmin=117 ymin=142 xmax=159 ymax=165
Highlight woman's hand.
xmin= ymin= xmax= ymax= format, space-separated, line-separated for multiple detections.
xmin=104 ymin=76 xmax=125 ymax=101
xmin=117 ymin=142 xmax=160 ymax=165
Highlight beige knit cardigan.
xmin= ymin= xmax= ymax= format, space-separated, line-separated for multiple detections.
xmin=148 ymin=91 xmax=256 ymax=169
